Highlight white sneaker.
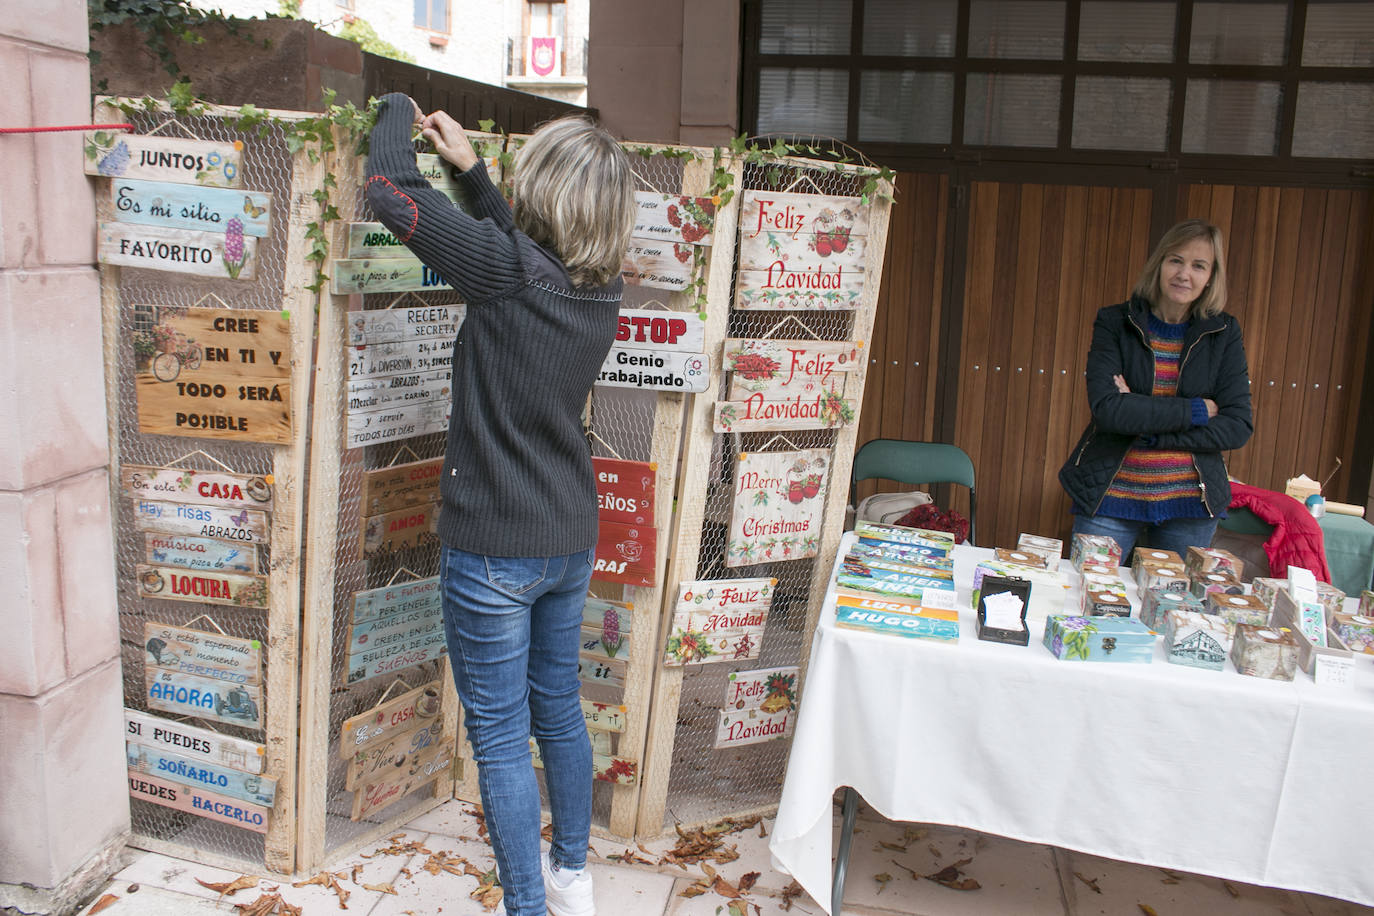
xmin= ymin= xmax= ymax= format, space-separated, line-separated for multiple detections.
xmin=542 ymin=850 xmax=595 ymax=916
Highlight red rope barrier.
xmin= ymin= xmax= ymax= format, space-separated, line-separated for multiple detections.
xmin=0 ymin=123 xmax=133 ymax=134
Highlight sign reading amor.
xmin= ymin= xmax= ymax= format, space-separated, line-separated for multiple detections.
xmin=84 ymin=132 xmax=243 ymax=187
xmin=723 ymin=339 xmax=863 ymax=399
xmin=100 ymin=221 xmax=258 ymax=281
xmin=664 ymin=577 xmax=776 ymax=666
xmin=727 ymin=449 xmax=830 ymax=566
xmin=132 ymin=306 xmax=292 ymax=444
xmin=735 ymin=191 xmax=870 ymax=311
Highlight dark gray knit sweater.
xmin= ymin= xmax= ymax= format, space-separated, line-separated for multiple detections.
xmin=365 ymin=93 xmax=620 ymax=557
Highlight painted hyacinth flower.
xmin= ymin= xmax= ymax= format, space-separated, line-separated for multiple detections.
xmin=97 ymin=140 xmax=131 ymax=176
xmin=223 ymin=217 xmax=247 ymax=279
xmin=601 ymin=607 xmax=624 ymax=658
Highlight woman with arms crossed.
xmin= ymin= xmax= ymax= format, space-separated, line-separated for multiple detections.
xmin=1059 ymin=218 xmax=1253 ymax=558
xmin=365 ymin=93 xmax=635 ymax=916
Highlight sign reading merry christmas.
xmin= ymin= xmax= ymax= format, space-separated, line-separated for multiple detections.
xmin=726 ymin=448 xmax=830 ymax=566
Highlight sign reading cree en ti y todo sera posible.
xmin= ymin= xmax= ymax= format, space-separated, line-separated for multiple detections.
xmin=346 ymin=335 xmax=454 ymax=449
xmin=145 ymin=668 xmax=263 ymax=729
xmin=137 ymin=564 xmax=269 ymax=609
xmin=723 ymin=339 xmax=863 ymax=400
xmin=664 ymin=576 xmax=776 ymax=666
xmin=84 ymin=132 xmax=244 ymax=187
xmin=125 ymin=707 xmax=266 ymax=774
xmin=592 ymin=457 xmax=656 ymax=526
xmin=133 ymin=306 xmax=291 ymax=444
xmin=146 ymin=533 xmax=258 ymax=574
xmin=121 ymin=464 xmax=274 ymax=511
xmin=100 ymin=221 xmax=258 ymax=281
xmin=331 ymin=256 xmax=454 ymax=294
xmin=111 ymin=179 xmax=272 ymax=237
xmin=360 ymin=457 xmax=444 ymax=516
xmin=592 ymin=521 xmax=657 ymax=587
xmin=131 ymin=498 xmax=268 ymax=544
xmin=339 ymin=680 xmax=444 ymax=758
xmin=144 ymin=621 xmax=262 ymax=685
xmin=735 ymin=190 xmax=870 ymax=311
xmin=621 ymin=239 xmax=694 ymax=291
xmin=128 ymin=768 xmax=269 ymax=834
xmin=127 ymin=743 xmax=276 ymax=808
xmin=726 ymin=449 xmax=830 ymax=566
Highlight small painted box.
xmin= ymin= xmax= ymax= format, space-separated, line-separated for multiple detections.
xmin=1140 ymin=587 xmax=1204 ymax=630
xmin=975 ymin=575 xmax=1031 ymax=645
xmin=1132 ymin=548 xmax=1183 ymax=581
xmin=1082 ymin=571 xmax=1126 ymax=593
xmin=1083 ymin=588 xmax=1132 ymax=617
xmin=1249 ymin=577 xmax=1286 ymax=609
xmin=972 ymin=561 xmax=1067 ymax=618
xmin=1186 ymin=545 xmax=1245 ymax=581
xmin=1071 ymin=533 xmax=1122 ymax=572
xmin=1331 ymin=613 xmax=1374 ymax=655
xmin=1043 ymin=614 xmax=1154 ymax=662
xmin=1190 ymin=569 xmax=1244 ymax=600
xmin=1230 ymin=624 xmax=1300 ymax=680
xmin=995 ymin=547 xmax=1048 ymax=569
xmin=1250 ymin=577 xmax=1345 ymax=620
xmin=1017 ymin=533 xmax=1064 ymax=565
xmin=1207 ymin=592 xmax=1271 ymax=628
xmin=1360 ymin=590 xmax=1374 ymax=616
xmin=1164 ymin=608 xmax=1233 ymax=670
xmin=1081 ymin=563 xmax=1119 ymax=579
xmin=1274 ymin=590 xmax=1355 ymax=682
xmin=1140 ymin=565 xmax=1189 ymax=596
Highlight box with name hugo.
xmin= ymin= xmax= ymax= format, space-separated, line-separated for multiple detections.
xmin=1043 ymin=614 xmax=1155 ymax=662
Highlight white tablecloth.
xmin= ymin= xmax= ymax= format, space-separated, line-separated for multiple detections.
xmin=769 ymin=534 xmax=1374 ymax=912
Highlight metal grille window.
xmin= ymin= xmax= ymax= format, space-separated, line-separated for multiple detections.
xmin=859 ymin=71 xmax=954 ymax=144
xmin=757 ymin=67 xmax=849 ymax=138
xmin=1077 ymin=0 xmax=1176 ymax=62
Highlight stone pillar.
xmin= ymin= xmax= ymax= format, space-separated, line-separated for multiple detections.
xmin=0 ymin=2 xmax=130 ymax=913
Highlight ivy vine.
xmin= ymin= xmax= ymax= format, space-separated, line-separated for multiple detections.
xmin=88 ymin=0 xmax=263 ymax=91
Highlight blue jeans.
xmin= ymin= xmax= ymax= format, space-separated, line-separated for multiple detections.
xmin=1071 ymin=513 xmax=1220 ymax=561
xmin=439 ymin=545 xmax=594 ymax=916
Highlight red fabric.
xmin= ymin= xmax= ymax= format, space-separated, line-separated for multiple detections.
xmin=1227 ymin=481 xmax=1332 ymax=583
xmin=894 ymin=503 xmax=970 ymax=545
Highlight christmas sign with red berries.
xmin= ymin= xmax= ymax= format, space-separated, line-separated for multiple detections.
xmin=663 ymin=577 xmax=776 ymax=666
xmin=726 ymin=449 xmax=830 ymax=567
xmin=621 ymin=239 xmax=695 ymax=291
xmin=735 ymin=190 xmax=870 ymax=310
xmin=632 ymin=192 xmax=717 ymax=247
xmin=723 ymin=338 xmax=863 ymax=400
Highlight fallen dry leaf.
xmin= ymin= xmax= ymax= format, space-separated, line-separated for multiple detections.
xmin=87 ymin=893 xmax=118 ymax=914
xmin=878 ymin=841 xmax=909 ymax=852
xmin=711 ymin=875 xmax=742 ymax=898
xmin=874 ymin=872 xmax=892 ymax=894
xmin=362 ymin=883 xmax=397 ymax=894
xmin=975 ymin=835 xmax=989 ymax=853
xmin=1139 ymin=905 xmax=1159 ymax=916
xmin=926 ymin=864 xmax=981 ymax=892
xmin=349 ymin=865 xmax=362 ymax=884
xmin=758 ymin=821 xmax=768 ymax=838
xmin=468 ymin=866 xmax=503 ymax=912
xmin=678 ymin=884 xmax=707 ymax=898
xmin=780 ymin=879 xmax=804 ymax=911
xmin=126 ymin=884 xmax=140 ymax=893
xmin=737 ymin=872 xmax=759 ymax=894
xmin=726 ymin=900 xmax=749 ymax=916
xmin=1074 ymin=871 xmax=1103 ymax=894
xmin=232 ymin=892 xmax=280 ymax=916
xmin=279 ymin=901 xmax=302 ymax=916
xmin=1223 ymin=880 xmax=1240 ymax=898
xmin=291 ymin=872 xmax=349 ymax=909
xmin=606 ymin=847 xmax=655 ymax=866
xmin=196 ymin=875 xmax=261 ymax=899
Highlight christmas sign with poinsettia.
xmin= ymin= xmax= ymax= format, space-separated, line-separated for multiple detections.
xmin=726 ymin=448 xmax=831 ymax=567
xmin=663 ymin=576 xmax=777 ymax=667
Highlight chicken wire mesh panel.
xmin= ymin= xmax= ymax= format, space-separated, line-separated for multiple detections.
xmin=660 ymin=159 xmax=868 ymax=830
xmin=113 ymin=111 xmax=298 ymax=867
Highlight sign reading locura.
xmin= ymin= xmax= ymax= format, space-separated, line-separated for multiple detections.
xmin=331 ymin=257 xmax=453 ymax=294
xmin=727 ymin=449 xmax=830 ymax=566
xmin=345 ymin=630 xmax=448 ymax=685
xmin=122 ymin=464 xmax=274 ymax=511
xmin=125 ymin=707 xmax=266 ymax=774
xmin=591 ymin=521 xmax=657 ymax=587
xmin=351 ymin=739 xmax=455 ymax=820
xmin=596 ymin=348 xmax=710 ymax=392
xmin=621 ymin=239 xmax=694 ymax=291
xmin=144 ymin=621 xmax=262 ymax=686
xmin=592 ymin=457 xmax=656 ymax=526
xmin=137 ymin=564 xmax=269 ymax=609
xmin=145 ymin=533 xmax=259 ymax=574
xmin=345 ymin=717 xmax=447 ymax=790
xmin=351 ymin=577 xmax=441 ymax=626
xmin=85 ymin=132 xmax=243 ymax=187
xmin=613 ymin=308 xmax=706 ymax=353
xmin=339 ymin=680 xmax=444 ymax=759
xmin=111 ymin=179 xmax=271 ymax=237
xmin=131 ymin=499 xmax=268 ymax=544
xmin=632 ymin=192 xmax=717 ymax=247
xmin=145 ymin=668 xmax=263 ymax=729
xmin=714 ymin=706 xmax=795 ymax=748
xmin=735 ymin=190 xmax=870 ymax=311
xmin=359 ymin=501 xmax=440 ymax=557
xmin=128 ymin=768 xmax=269 ymax=833
xmin=724 ymin=665 xmax=798 ymax=713
xmin=347 ymin=303 xmax=463 ymax=346
xmin=360 ymin=457 xmax=444 ymax=516
xmin=723 ymin=338 xmax=862 ymax=399
xmin=126 ymin=742 xmax=276 ymax=808
xmin=100 ymin=221 xmax=257 ymax=281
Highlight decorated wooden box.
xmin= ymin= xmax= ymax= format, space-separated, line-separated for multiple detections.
xmin=1190 ymin=569 xmax=1244 ymax=600
xmin=1016 ymin=533 xmax=1064 ymax=565
xmin=972 ymin=560 xmax=1067 ymax=618
xmin=1140 ymin=587 xmax=1204 ymax=630
xmin=1082 ymin=588 xmax=1131 ymax=617
xmin=1132 ymin=548 xmax=1183 ymax=582
xmin=1230 ymin=624 xmax=1300 ymax=680
xmin=975 ymin=575 xmax=1031 ymax=645
xmin=1070 ymin=533 xmax=1122 ymax=572
xmin=1163 ymin=608 xmax=1233 ymax=670
xmin=1207 ymin=592 xmax=1270 ymax=628
xmin=1186 ymin=545 xmax=1244 ymax=581
xmin=1043 ymin=614 xmax=1155 ymax=662
xmin=994 ymin=547 xmax=1048 ymax=569
xmin=1252 ymin=577 xmax=1346 ymax=619
xmin=1331 ymin=613 xmax=1374 ymax=655
xmin=1360 ymin=590 xmax=1374 ymax=616
xmin=1274 ymin=590 xmax=1356 ymax=682
xmin=1080 ymin=562 xmax=1119 ymax=579
xmin=1140 ymin=565 xmax=1189 ymax=596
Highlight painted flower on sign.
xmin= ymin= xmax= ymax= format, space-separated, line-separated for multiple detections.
xmin=223 ymin=217 xmax=248 ymax=279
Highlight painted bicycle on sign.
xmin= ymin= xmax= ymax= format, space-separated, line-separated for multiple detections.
xmin=150 ymin=325 xmax=202 ymax=382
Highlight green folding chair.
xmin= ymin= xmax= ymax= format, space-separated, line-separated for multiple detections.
xmin=849 ymin=438 xmax=978 ymax=546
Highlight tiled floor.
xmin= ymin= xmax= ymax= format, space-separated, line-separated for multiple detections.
xmin=77 ymin=798 xmax=1374 ymax=916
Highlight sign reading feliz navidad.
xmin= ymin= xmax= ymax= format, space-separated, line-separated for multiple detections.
xmin=727 ymin=449 xmax=830 ymax=566
xmin=735 ymin=190 xmax=870 ymax=311
xmin=663 ymin=577 xmax=776 ymax=666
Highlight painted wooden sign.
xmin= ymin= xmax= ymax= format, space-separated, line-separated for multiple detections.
xmin=360 ymin=457 xmax=444 ymax=516
xmin=348 ymin=607 xmax=443 ymax=660
xmin=596 ymin=348 xmax=710 ymax=392
xmin=339 ymin=680 xmax=444 ymax=758
xmin=351 ymin=577 xmax=441 ymax=626
xmin=581 ymin=699 xmax=627 ymax=733
xmin=580 ymin=624 xmax=631 ymax=661
xmin=346 ymin=335 xmax=454 ymax=450
xmin=85 ymin=132 xmax=243 ymax=187
xmin=592 ymin=521 xmax=658 ymax=587
xmin=714 ymin=706 xmax=795 ymax=748
xmin=633 ymin=192 xmax=716 ymax=246
xmin=349 ymin=336 xmax=454 ymax=380
xmin=725 ymin=665 xmax=799 ymax=713
xmin=664 ymin=576 xmax=776 ymax=666
xmin=348 ymin=303 xmax=463 ymax=346
xmin=122 ymin=464 xmax=274 ymax=511
xmin=416 ymin=150 xmax=503 ymax=190
xmin=136 ymin=564 xmax=269 ymax=609
xmin=347 ymin=400 xmax=450 ymax=449
xmin=144 ymin=621 xmax=262 ymax=685
xmin=132 ymin=305 xmax=291 ymax=444
xmin=726 ymin=449 xmax=830 ymax=566
xmin=723 ymin=339 xmax=863 ymax=399
xmin=145 ymin=533 xmax=259 ymax=574
xmin=131 ymin=499 xmax=268 ymax=544
xmin=337 ymin=222 xmax=416 ymax=260
xmin=614 ymin=309 xmax=706 ymax=352
xmin=145 ymin=668 xmax=263 ymax=729
xmin=621 ymin=239 xmax=694 ymax=291
xmin=345 ymin=630 xmax=448 ymax=685
xmin=100 ymin=221 xmax=258 ymax=280
xmin=127 ymin=743 xmax=276 ymax=808
xmin=592 ymin=457 xmax=656 ymax=526
xmin=583 ymin=597 xmax=634 ymax=633
xmin=344 ymin=717 xmax=446 ymax=790
xmin=331 ymin=257 xmax=453 ymax=294
xmin=128 ymin=768 xmax=268 ymax=834
xmin=577 ymin=655 xmax=627 ymax=688
xmin=125 ymin=708 xmax=265 ymax=774
xmin=347 ymin=367 xmax=452 ymax=418
xmin=360 ymin=501 xmax=440 ymax=556
xmin=714 ymin=390 xmax=857 ymax=433
xmin=112 ymin=179 xmax=272 ymax=237
xmin=351 ymin=739 xmax=454 ymax=820
xmin=735 ymin=191 xmax=870 ymax=310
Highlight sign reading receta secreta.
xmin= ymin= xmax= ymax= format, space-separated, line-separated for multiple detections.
xmin=664 ymin=577 xmax=776 ymax=666
xmin=132 ymin=305 xmax=292 ymax=444
xmin=348 ymin=303 xmax=463 ymax=347
xmin=85 ymin=132 xmax=243 ymax=187
xmin=592 ymin=457 xmax=656 ymax=526
xmin=122 ymin=464 xmax=274 ymax=511
xmin=145 ymin=668 xmax=263 ymax=729
xmin=726 ymin=449 xmax=830 ymax=566
xmin=735 ymin=190 xmax=870 ymax=310
xmin=125 ymin=708 xmax=266 ymax=774
xmin=137 ymin=564 xmax=269 ymax=609
xmin=111 ymin=179 xmax=272 ymax=237
xmin=723 ymin=338 xmax=862 ymax=399
xmin=592 ymin=520 xmax=657 ymax=587
xmin=339 ymin=680 xmax=444 ymax=758
xmin=100 ymin=222 xmax=257 ymax=280
xmin=144 ymin=621 xmax=262 ymax=685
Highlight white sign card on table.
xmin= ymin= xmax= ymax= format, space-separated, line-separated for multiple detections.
xmin=663 ymin=577 xmax=776 ymax=666
xmin=726 ymin=448 xmax=831 ymax=566
xmin=735 ymin=190 xmax=870 ymax=311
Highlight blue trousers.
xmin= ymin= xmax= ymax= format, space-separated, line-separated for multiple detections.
xmin=1071 ymin=513 xmax=1219 ymax=561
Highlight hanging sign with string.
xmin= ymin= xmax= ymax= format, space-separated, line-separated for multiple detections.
xmin=726 ymin=443 xmax=832 ymax=566
xmin=84 ymin=130 xmax=244 ymax=186
xmin=734 ymin=190 xmax=870 ymax=310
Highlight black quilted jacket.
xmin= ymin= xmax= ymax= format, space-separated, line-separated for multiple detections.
xmin=1058 ymin=295 xmax=1253 ymax=518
